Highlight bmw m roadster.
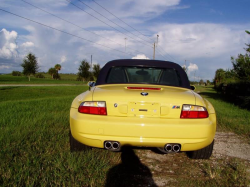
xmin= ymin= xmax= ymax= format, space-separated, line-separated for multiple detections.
xmin=70 ymin=59 xmax=216 ymax=159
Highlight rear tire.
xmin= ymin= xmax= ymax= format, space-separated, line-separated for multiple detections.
xmin=69 ymin=130 xmax=91 ymax=152
xmin=187 ymin=140 xmax=214 ymax=159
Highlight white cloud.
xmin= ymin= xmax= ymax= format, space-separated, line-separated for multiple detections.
xmin=132 ymin=54 xmax=150 ymax=59
xmin=21 ymin=42 xmax=34 ymax=48
xmin=60 ymin=55 xmax=67 ymax=64
xmin=106 ymin=0 xmax=182 ymax=21
xmin=0 ymin=65 xmax=10 ymax=70
xmin=187 ymin=63 xmax=198 ymax=72
xmin=154 ymin=23 xmax=248 ymax=59
xmin=0 ymin=29 xmax=18 ymax=59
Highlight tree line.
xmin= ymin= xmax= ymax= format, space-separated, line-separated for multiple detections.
xmin=214 ymin=30 xmax=250 ymax=109
xmin=16 ymin=53 xmax=101 ymax=82
xmin=214 ymin=31 xmax=250 ymax=85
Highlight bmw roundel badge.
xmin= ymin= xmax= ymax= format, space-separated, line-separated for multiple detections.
xmin=141 ymin=92 xmax=148 ymax=96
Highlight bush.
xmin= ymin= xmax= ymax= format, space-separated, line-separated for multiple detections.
xmin=35 ymin=73 xmax=45 ymax=78
xmin=53 ymin=73 xmax=61 ymax=80
xmin=216 ymin=81 xmax=250 ymax=109
xmin=76 ymin=75 xmax=82 ymax=81
xmin=12 ymin=71 xmax=22 ymax=76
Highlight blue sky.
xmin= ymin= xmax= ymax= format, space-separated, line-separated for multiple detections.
xmin=0 ymin=0 xmax=250 ymax=81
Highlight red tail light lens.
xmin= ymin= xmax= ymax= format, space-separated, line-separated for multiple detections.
xmin=180 ymin=105 xmax=209 ymax=118
xmin=78 ymin=101 xmax=107 ymax=115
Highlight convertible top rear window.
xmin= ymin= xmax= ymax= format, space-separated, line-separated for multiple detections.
xmin=106 ymin=66 xmax=182 ymax=87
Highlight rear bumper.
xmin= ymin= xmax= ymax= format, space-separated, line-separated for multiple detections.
xmin=70 ymin=108 xmax=216 ymax=151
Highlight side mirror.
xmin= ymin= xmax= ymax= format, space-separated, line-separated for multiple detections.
xmin=190 ymin=85 xmax=196 ymax=90
xmin=88 ymin=81 xmax=95 ymax=90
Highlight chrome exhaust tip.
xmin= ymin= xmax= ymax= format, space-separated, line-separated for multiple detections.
xmin=112 ymin=142 xmax=120 ymax=150
xmin=104 ymin=141 xmax=112 ymax=149
xmin=164 ymin=144 xmax=172 ymax=152
xmin=173 ymin=144 xmax=180 ymax=152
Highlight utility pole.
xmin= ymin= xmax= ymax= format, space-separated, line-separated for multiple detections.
xmin=124 ymin=38 xmax=127 ymax=52
xmin=156 ymin=34 xmax=159 ymax=47
xmin=153 ymin=35 xmax=159 ymax=60
xmin=153 ymin=42 xmax=156 ymax=60
xmin=90 ymin=54 xmax=92 ymax=71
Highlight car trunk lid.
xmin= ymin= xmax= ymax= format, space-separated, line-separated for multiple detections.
xmin=92 ymin=84 xmax=195 ymax=119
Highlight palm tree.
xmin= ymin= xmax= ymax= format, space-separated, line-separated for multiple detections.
xmin=48 ymin=68 xmax=57 ymax=79
xmin=55 ymin=64 xmax=61 ymax=74
xmin=54 ymin=64 xmax=61 ymax=80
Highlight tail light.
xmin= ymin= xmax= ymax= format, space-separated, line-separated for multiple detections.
xmin=180 ymin=104 xmax=209 ymax=118
xmin=78 ymin=101 xmax=107 ymax=115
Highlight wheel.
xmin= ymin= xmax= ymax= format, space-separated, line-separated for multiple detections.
xmin=187 ymin=140 xmax=214 ymax=159
xmin=69 ymin=130 xmax=91 ymax=152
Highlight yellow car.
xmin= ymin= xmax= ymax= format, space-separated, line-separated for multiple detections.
xmin=70 ymin=59 xmax=216 ymax=159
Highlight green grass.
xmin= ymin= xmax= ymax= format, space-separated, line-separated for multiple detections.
xmin=0 ymin=85 xmax=249 ymax=186
xmin=196 ymin=85 xmax=250 ymax=138
xmin=0 ymin=74 xmax=84 ymax=85
xmin=0 ymin=86 xmax=120 ymax=186
xmin=176 ymin=157 xmax=249 ymax=187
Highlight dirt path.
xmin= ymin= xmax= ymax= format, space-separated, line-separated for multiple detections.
xmin=213 ymin=132 xmax=250 ymax=160
xmin=136 ymin=132 xmax=250 ymax=186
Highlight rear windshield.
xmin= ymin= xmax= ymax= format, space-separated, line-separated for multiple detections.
xmin=106 ymin=66 xmax=182 ymax=87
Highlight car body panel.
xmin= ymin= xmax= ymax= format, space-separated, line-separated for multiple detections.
xmin=70 ymin=59 xmax=216 ymax=152
xmin=70 ymin=107 xmax=216 ymax=151
xmin=70 ymin=84 xmax=216 ymax=151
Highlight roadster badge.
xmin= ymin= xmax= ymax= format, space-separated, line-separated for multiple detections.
xmin=141 ymin=92 xmax=148 ymax=96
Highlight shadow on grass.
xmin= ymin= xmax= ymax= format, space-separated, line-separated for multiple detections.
xmin=105 ymin=147 xmax=157 ymax=187
xmin=199 ymin=87 xmax=237 ymax=104
xmin=0 ymin=86 xmax=19 ymax=91
xmin=199 ymin=87 xmax=250 ymax=111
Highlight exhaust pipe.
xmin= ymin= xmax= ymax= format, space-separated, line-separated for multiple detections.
xmin=104 ymin=141 xmax=112 ymax=149
xmin=112 ymin=142 xmax=120 ymax=150
xmin=164 ymin=144 xmax=172 ymax=152
xmin=173 ymin=144 xmax=180 ymax=152
xmin=104 ymin=141 xmax=121 ymax=151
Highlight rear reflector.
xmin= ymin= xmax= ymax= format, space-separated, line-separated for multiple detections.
xmin=127 ymin=87 xmax=161 ymax=90
xmin=78 ymin=101 xmax=107 ymax=115
xmin=180 ymin=104 xmax=209 ymax=118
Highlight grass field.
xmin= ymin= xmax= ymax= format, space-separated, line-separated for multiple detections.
xmin=0 ymin=74 xmax=84 ymax=85
xmin=0 ymin=86 xmax=120 ymax=186
xmin=0 ymin=85 xmax=249 ymax=186
xmin=196 ymin=85 xmax=250 ymax=139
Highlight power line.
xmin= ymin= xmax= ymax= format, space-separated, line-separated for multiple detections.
xmin=157 ymin=45 xmax=180 ymax=63
xmin=20 ymin=0 xmax=146 ymax=55
xmin=92 ymin=0 xmax=153 ymax=42
xmin=66 ymin=0 xmax=168 ymax=60
xmin=20 ymin=0 xmax=117 ymax=46
xmin=78 ymin=0 xmax=153 ymax=46
xmin=89 ymin=0 xmax=176 ymax=61
xmin=65 ymin=0 xmax=152 ymax=49
xmin=0 ymin=8 xmax=135 ymax=57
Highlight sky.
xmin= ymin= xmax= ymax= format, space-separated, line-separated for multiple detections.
xmin=0 ymin=0 xmax=250 ymax=81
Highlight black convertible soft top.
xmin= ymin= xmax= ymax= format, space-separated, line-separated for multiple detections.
xmin=96 ymin=59 xmax=190 ymax=89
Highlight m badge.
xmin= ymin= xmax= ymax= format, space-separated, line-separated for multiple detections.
xmin=172 ymin=105 xmax=180 ymax=109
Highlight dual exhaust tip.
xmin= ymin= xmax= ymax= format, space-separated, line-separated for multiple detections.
xmin=164 ymin=144 xmax=181 ymax=153
xmin=104 ymin=141 xmax=181 ymax=153
xmin=104 ymin=141 xmax=120 ymax=151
